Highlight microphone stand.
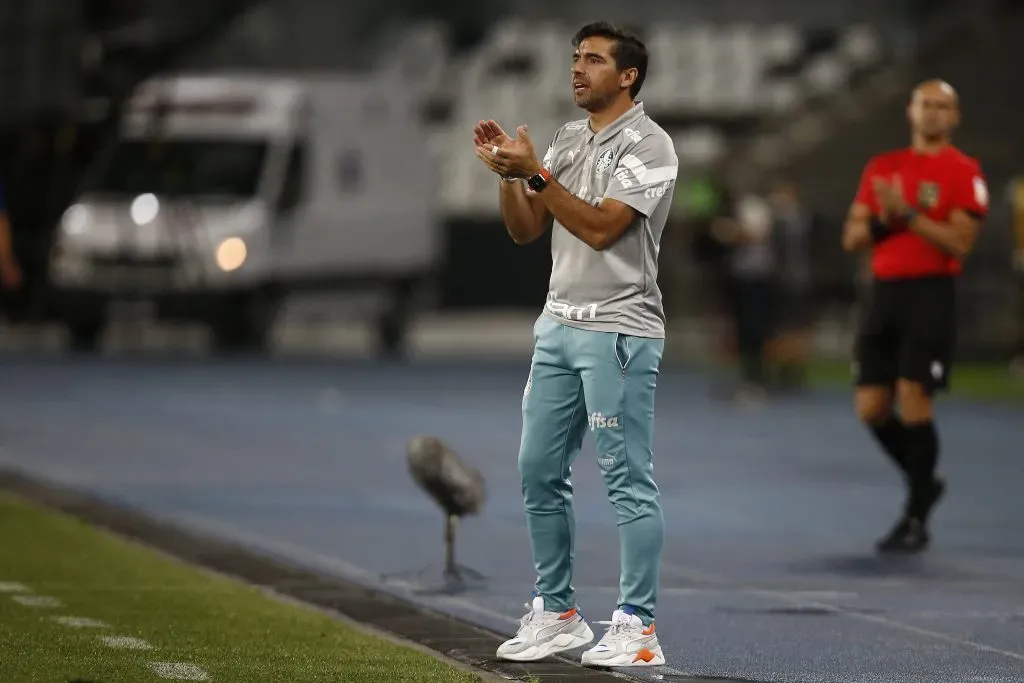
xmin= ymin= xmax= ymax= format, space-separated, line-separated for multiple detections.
xmin=381 ymin=436 xmax=487 ymax=595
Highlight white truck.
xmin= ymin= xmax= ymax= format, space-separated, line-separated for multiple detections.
xmin=49 ymin=72 xmax=440 ymax=354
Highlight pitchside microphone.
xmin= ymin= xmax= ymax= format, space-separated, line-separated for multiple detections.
xmin=406 ymin=435 xmax=486 ymax=584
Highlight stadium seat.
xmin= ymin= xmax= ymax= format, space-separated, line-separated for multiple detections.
xmin=758 ymin=23 xmax=802 ymax=64
xmin=803 ymin=54 xmax=847 ymax=96
xmin=673 ymin=127 xmax=728 ymax=167
xmin=838 ymin=24 xmax=882 ymax=67
xmin=377 ymin=21 xmax=451 ymax=92
xmin=389 ymin=17 xmax=885 ymax=216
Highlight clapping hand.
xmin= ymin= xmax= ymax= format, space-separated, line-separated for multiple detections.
xmin=474 ymin=123 xmax=542 ymax=179
xmin=473 ymin=119 xmax=511 ymax=149
xmin=873 ymin=175 xmax=912 ymax=217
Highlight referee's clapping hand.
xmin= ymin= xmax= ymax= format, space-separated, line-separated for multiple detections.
xmin=870 ymin=175 xmax=913 ymax=243
xmin=873 ymin=175 xmax=911 ymax=217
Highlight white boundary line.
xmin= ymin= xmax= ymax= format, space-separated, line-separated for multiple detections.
xmin=148 ymin=662 xmax=211 ymax=681
xmin=11 ymin=594 xmax=62 ymax=608
xmin=99 ymin=635 xmax=154 ymax=650
xmin=52 ymin=616 xmax=110 ymax=628
xmin=0 ymin=581 xmax=30 ymax=593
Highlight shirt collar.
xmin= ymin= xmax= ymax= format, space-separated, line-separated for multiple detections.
xmin=586 ymin=101 xmax=645 ymax=145
xmin=910 ymin=143 xmax=952 ymax=158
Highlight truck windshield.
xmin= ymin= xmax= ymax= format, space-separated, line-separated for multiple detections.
xmin=82 ymin=138 xmax=268 ymax=199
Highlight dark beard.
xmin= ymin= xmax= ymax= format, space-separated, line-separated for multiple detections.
xmin=576 ymin=90 xmax=612 ymax=112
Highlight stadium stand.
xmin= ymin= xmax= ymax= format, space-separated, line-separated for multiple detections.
xmin=0 ymin=0 xmax=83 ymax=129
xmin=378 ymin=18 xmax=887 ymax=217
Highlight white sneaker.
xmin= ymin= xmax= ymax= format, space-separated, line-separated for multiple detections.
xmin=495 ymin=595 xmax=594 ymax=661
xmin=581 ymin=608 xmax=665 ymax=667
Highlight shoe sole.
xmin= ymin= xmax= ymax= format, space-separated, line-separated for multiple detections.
xmin=582 ymin=645 xmax=666 ymax=667
xmin=495 ymin=623 xmax=595 ymax=662
xmin=876 ymin=542 xmax=928 ymax=555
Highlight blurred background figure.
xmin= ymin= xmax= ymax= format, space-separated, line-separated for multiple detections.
xmin=766 ymin=180 xmax=816 ymax=394
xmin=711 ymin=188 xmax=777 ymax=404
xmin=681 ymin=174 xmax=735 ymax=367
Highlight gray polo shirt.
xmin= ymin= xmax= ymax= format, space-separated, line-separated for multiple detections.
xmin=530 ymin=102 xmax=678 ymax=339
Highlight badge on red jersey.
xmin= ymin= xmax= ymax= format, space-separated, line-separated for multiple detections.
xmin=917 ymin=181 xmax=940 ymax=209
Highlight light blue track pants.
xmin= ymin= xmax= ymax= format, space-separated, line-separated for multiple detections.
xmin=518 ymin=314 xmax=665 ymax=626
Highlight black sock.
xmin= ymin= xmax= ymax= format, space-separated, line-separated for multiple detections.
xmin=738 ymin=333 xmax=768 ymax=387
xmin=903 ymin=421 xmax=940 ymax=518
xmin=741 ymin=354 xmax=764 ymax=386
xmin=869 ymin=415 xmax=910 ymax=477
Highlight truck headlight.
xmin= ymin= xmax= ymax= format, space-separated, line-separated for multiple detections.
xmin=130 ymin=193 xmax=159 ymax=226
xmin=62 ymin=204 xmax=90 ymax=235
xmin=215 ymin=237 xmax=247 ymax=272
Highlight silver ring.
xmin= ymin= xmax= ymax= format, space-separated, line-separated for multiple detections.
xmin=491 ymin=145 xmax=499 ymax=156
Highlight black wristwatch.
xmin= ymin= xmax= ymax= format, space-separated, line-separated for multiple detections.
xmin=869 ymin=216 xmax=891 ymax=242
xmin=527 ymin=168 xmax=552 ymax=193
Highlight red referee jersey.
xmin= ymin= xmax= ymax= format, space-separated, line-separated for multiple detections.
xmin=854 ymin=145 xmax=988 ymax=279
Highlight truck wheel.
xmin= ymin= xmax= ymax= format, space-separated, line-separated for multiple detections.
xmin=67 ymin=315 xmax=106 ymax=353
xmin=375 ymin=278 xmax=417 ymax=359
xmin=210 ymin=290 xmax=279 ymax=355
xmin=377 ymin=311 xmax=408 ymax=359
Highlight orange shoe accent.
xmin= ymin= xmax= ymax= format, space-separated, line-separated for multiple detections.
xmin=558 ymin=607 xmax=578 ymax=620
xmin=641 ymin=623 xmax=656 ymax=636
xmin=633 ymin=648 xmax=657 ymax=663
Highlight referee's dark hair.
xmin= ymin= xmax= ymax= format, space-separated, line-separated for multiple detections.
xmin=572 ymin=21 xmax=648 ymax=99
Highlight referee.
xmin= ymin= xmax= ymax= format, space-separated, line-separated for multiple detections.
xmin=842 ymin=80 xmax=988 ymax=554
xmin=474 ymin=22 xmax=676 ymax=667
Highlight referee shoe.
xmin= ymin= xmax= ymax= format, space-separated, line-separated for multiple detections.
xmin=876 ymin=477 xmax=946 ymax=554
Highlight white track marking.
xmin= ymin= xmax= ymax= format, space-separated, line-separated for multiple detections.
xmin=99 ymin=635 xmax=154 ymax=650
xmin=0 ymin=582 xmax=29 ymax=593
xmin=147 ymin=662 xmax=210 ymax=680
xmin=52 ymin=616 xmax=109 ymax=628
xmin=12 ymin=595 xmax=61 ymax=608
xmin=659 ymin=559 xmax=1024 ymax=663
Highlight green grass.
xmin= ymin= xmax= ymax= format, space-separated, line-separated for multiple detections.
xmin=692 ymin=350 xmax=1024 ymax=403
xmin=803 ymin=359 xmax=1024 ymax=403
xmin=0 ymin=494 xmax=482 ymax=683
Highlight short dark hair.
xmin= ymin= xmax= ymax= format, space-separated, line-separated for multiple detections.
xmin=572 ymin=21 xmax=648 ymax=99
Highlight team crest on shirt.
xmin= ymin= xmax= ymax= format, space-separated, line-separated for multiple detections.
xmin=542 ymin=145 xmax=554 ymax=170
xmin=917 ymin=181 xmax=940 ymax=209
xmin=595 ymin=148 xmax=614 ymax=175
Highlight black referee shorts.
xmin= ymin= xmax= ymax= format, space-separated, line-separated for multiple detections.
xmin=853 ymin=275 xmax=956 ymax=394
